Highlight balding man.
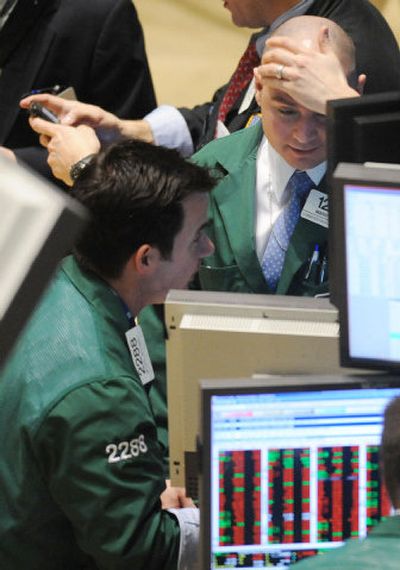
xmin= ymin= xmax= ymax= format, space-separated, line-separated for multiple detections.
xmin=143 ymin=0 xmax=400 ymax=156
xmin=20 ymin=0 xmax=400 ymax=186
xmin=192 ymin=15 xmax=360 ymax=298
xmin=138 ymin=15 xmax=363 ymax=457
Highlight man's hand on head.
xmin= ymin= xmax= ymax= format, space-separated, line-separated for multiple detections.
xmin=256 ymin=26 xmax=363 ymax=115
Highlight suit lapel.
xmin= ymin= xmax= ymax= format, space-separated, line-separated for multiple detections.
xmin=212 ymin=134 xmax=269 ymax=293
xmin=0 ymin=0 xmax=60 ymax=143
xmin=277 ymin=176 xmax=329 ymax=294
xmin=0 ymin=0 xmax=57 ymax=67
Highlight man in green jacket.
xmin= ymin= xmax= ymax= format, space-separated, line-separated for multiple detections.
xmin=138 ymin=14 xmax=363 ymax=452
xmin=192 ymin=14 xmax=361 ymax=297
xmin=291 ymin=396 xmax=400 ymax=569
xmin=0 ymin=140 xmax=214 ymax=569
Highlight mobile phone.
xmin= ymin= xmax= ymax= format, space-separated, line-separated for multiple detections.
xmin=28 ymin=102 xmax=60 ymax=124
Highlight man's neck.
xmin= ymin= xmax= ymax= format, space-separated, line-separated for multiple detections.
xmin=269 ymin=0 xmax=315 ymax=29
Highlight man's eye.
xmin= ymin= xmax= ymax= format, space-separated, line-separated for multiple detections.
xmin=193 ymin=231 xmax=202 ymax=244
xmin=278 ymin=107 xmax=296 ymax=116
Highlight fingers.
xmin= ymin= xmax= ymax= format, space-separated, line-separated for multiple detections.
xmin=265 ymin=35 xmax=303 ymax=55
xmin=39 ymin=133 xmax=51 ymax=148
xmin=256 ymin=63 xmax=292 ymax=85
xmin=29 ymin=116 xmax=60 ymax=138
xmin=262 ymin=46 xmax=295 ymax=67
xmin=21 ymin=94 xmax=92 ymax=126
xmin=20 ymin=93 xmax=67 ymax=114
xmin=357 ymin=73 xmax=367 ymax=95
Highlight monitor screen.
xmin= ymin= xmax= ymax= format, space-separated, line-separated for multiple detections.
xmin=326 ymin=91 xmax=400 ymax=308
xmin=165 ymin=289 xmax=363 ymax=492
xmin=0 ymin=156 xmax=88 ymax=368
xmin=332 ymin=162 xmax=400 ymax=371
xmin=199 ymin=374 xmax=400 ymax=569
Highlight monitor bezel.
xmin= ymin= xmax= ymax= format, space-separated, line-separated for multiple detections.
xmin=333 ymin=162 xmax=400 ymax=372
xmin=165 ymin=289 xmax=347 ymax=490
xmin=199 ymin=373 xmax=400 ymax=570
xmin=326 ymin=91 xmax=400 ymax=308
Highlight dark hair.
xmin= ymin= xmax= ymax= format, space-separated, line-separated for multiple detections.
xmin=381 ymin=397 xmax=400 ymax=507
xmin=70 ymin=139 xmax=215 ymax=279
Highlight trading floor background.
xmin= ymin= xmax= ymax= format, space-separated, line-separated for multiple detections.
xmin=135 ymin=0 xmax=400 ymax=107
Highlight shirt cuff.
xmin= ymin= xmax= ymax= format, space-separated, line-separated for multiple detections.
xmin=168 ymin=507 xmax=200 ymax=570
xmin=145 ymin=105 xmax=194 ymax=157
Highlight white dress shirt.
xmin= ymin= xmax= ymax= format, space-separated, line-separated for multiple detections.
xmin=255 ymin=136 xmax=326 ymax=262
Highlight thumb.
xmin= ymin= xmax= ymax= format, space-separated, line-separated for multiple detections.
xmin=29 ymin=116 xmax=60 ymax=137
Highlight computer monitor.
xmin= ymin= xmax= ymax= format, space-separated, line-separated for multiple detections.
xmin=165 ymin=289 xmax=365 ymax=491
xmin=0 ymin=155 xmax=88 ymax=368
xmin=332 ymin=161 xmax=400 ymax=372
xmin=199 ymin=374 xmax=400 ymax=569
xmin=326 ymin=91 xmax=400 ymax=307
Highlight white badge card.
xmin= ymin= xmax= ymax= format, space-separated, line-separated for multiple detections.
xmin=125 ymin=325 xmax=154 ymax=385
xmin=301 ymin=189 xmax=329 ymax=228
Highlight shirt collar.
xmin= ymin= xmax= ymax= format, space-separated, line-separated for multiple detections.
xmin=256 ymin=0 xmax=316 ymax=56
xmin=259 ymin=135 xmax=326 ymax=204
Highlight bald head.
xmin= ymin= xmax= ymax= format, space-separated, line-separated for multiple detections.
xmin=271 ymin=15 xmax=356 ymax=84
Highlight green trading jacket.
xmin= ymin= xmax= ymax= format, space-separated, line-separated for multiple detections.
xmin=293 ymin=516 xmax=400 ymax=569
xmin=141 ymin=124 xmax=329 ymax=462
xmin=0 ymin=256 xmax=180 ymax=569
xmin=193 ymin=122 xmax=329 ymax=297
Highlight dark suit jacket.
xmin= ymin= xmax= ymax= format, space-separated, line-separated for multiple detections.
xmin=180 ymin=0 xmax=400 ymax=152
xmin=0 ymin=0 xmax=156 ymax=180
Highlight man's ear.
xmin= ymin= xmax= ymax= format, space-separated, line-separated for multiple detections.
xmin=133 ymin=244 xmax=158 ymax=275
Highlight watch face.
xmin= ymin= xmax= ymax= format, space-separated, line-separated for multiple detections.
xmin=70 ymin=155 xmax=95 ymax=182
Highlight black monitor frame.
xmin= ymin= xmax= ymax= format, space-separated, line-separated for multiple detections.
xmin=332 ymin=162 xmax=400 ymax=372
xmin=326 ymin=91 xmax=400 ymax=308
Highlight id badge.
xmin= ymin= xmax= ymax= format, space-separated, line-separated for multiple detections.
xmin=301 ymin=189 xmax=329 ymax=228
xmin=125 ymin=325 xmax=154 ymax=385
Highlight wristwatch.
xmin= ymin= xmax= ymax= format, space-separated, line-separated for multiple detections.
xmin=69 ymin=154 xmax=96 ymax=182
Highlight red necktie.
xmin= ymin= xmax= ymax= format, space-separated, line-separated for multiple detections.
xmin=217 ymin=41 xmax=259 ymax=125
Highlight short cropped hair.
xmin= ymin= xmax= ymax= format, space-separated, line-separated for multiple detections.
xmin=71 ymin=139 xmax=215 ymax=279
xmin=381 ymin=397 xmax=400 ymax=507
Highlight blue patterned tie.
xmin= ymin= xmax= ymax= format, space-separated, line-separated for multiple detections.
xmin=262 ymin=170 xmax=313 ymax=291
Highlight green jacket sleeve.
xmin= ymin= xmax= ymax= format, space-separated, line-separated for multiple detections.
xmin=33 ymin=376 xmax=180 ymax=570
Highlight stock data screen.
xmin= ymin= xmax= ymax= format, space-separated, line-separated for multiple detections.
xmin=209 ymin=387 xmax=400 ymax=568
xmin=344 ymin=184 xmax=400 ymax=363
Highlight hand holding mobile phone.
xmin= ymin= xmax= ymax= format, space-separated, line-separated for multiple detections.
xmin=28 ymin=102 xmax=60 ymax=124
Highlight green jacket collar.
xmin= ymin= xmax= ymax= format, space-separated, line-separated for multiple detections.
xmin=368 ymin=515 xmax=400 ymax=538
xmin=209 ymin=125 xmax=269 ymax=293
xmin=201 ymin=122 xmax=263 ymax=175
xmin=61 ymin=255 xmax=130 ymax=333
